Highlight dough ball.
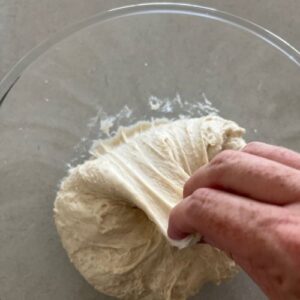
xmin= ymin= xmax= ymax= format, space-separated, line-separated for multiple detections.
xmin=54 ymin=116 xmax=246 ymax=300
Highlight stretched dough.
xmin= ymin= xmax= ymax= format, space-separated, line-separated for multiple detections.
xmin=54 ymin=116 xmax=245 ymax=300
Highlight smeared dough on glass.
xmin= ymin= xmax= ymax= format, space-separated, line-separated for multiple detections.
xmin=54 ymin=116 xmax=246 ymax=300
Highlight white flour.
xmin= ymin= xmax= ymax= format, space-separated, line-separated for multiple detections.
xmin=68 ymin=93 xmax=219 ymax=168
xmin=149 ymin=93 xmax=219 ymax=117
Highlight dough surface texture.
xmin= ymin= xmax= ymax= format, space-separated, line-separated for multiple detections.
xmin=54 ymin=116 xmax=246 ymax=300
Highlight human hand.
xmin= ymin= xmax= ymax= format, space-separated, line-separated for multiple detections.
xmin=168 ymin=142 xmax=300 ymax=300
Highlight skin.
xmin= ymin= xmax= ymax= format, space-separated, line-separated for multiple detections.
xmin=168 ymin=142 xmax=300 ymax=300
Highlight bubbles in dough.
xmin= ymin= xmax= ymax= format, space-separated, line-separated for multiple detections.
xmin=54 ymin=116 xmax=246 ymax=300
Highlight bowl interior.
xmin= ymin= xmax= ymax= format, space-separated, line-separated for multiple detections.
xmin=1 ymin=4 xmax=300 ymax=300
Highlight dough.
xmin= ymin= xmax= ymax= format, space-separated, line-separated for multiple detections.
xmin=54 ymin=116 xmax=246 ymax=300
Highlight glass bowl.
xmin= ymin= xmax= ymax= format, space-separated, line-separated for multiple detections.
xmin=1 ymin=3 xmax=300 ymax=300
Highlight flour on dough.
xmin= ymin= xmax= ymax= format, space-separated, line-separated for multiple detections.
xmin=54 ymin=116 xmax=246 ymax=300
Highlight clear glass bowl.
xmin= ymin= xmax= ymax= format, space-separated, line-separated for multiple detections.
xmin=1 ymin=3 xmax=300 ymax=300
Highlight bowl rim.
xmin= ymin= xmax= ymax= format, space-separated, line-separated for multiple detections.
xmin=1 ymin=1 xmax=300 ymax=104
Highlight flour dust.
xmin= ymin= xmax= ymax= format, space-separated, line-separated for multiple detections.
xmin=67 ymin=93 xmax=219 ymax=168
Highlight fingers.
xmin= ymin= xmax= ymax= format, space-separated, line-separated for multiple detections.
xmin=183 ymin=150 xmax=300 ymax=205
xmin=243 ymin=142 xmax=300 ymax=170
xmin=168 ymin=188 xmax=282 ymax=257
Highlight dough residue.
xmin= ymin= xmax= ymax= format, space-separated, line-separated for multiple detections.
xmin=54 ymin=116 xmax=246 ymax=300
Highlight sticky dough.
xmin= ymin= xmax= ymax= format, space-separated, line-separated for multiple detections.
xmin=54 ymin=116 xmax=246 ymax=300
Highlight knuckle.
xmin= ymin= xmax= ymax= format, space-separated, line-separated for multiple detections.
xmin=208 ymin=150 xmax=243 ymax=184
xmin=210 ymin=149 xmax=237 ymax=167
xmin=243 ymin=141 xmax=263 ymax=152
xmin=192 ymin=187 xmax=213 ymax=201
xmin=187 ymin=188 xmax=212 ymax=212
xmin=184 ymin=197 xmax=200 ymax=218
